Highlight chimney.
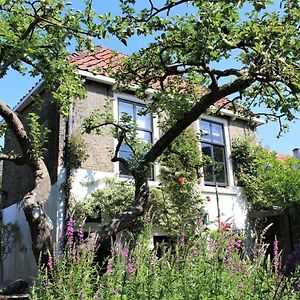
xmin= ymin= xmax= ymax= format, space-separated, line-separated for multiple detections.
xmin=293 ymin=148 xmax=300 ymax=160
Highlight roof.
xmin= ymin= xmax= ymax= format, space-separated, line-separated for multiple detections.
xmin=67 ymin=46 xmax=233 ymax=109
xmin=14 ymin=45 xmax=265 ymax=124
xmin=67 ymin=46 xmax=125 ymax=75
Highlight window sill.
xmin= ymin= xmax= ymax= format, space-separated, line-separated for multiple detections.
xmin=202 ymin=185 xmax=239 ymax=195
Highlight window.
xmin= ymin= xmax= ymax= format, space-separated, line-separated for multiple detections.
xmin=200 ymin=119 xmax=227 ymax=186
xmin=118 ymin=99 xmax=153 ymax=176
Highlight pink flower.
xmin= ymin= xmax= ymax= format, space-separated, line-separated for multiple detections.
xmin=110 ymin=246 xmax=115 ymax=256
xmin=66 ymin=217 xmax=74 ymax=248
xmin=221 ymin=222 xmax=231 ymax=231
xmin=196 ymin=178 xmax=201 ymax=185
xmin=127 ymin=257 xmax=134 ymax=274
xmin=206 ymin=196 xmax=211 ymax=202
xmin=179 ymin=232 xmax=185 ymax=245
xmin=78 ymin=226 xmax=84 ymax=244
xmin=121 ymin=247 xmax=129 ymax=257
xmin=178 ymin=177 xmax=184 ymax=184
xmin=107 ymin=261 xmax=112 ymax=273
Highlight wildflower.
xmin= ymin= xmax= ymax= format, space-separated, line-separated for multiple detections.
xmin=113 ymin=288 xmax=118 ymax=296
xmin=273 ymin=239 xmax=280 ymax=272
xmin=178 ymin=177 xmax=184 ymax=184
xmin=110 ymin=246 xmax=115 ymax=256
xmin=107 ymin=261 xmax=113 ymax=273
xmin=78 ymin=226 xmax=84 ymax=244
xmin=66 ymin=217 xmax=74 ymax=248
xmin=208 ymin=239 xmax=217 ymax=252
xmin=127 ymin=257 xmax=134 ymax=274
xmin=221 ymin=221 xmax=231 ymax=231
xmin=94 ymin=294 xmax=100 ymax=300
xmin=206 ymin=196 xmax=211 ymax=202
xmin=196 ymin=178 xmax=201 ymax=185
xmin=234 ymin=239 xmax=243 ymax=250
xmin=117 ymin=242 xmax=123 ymax=251
xmin=121 ymin=247 xmax=129 ymax=257
xmin=179 ymin=232 xmax=185 ymax=245
xmin=80 ymin=291 xmax=85 ymax=300
xmin=192 ymin=245 xmax=199 ymax=256
xmin=47 ymin=251 xmax=54 ymax=271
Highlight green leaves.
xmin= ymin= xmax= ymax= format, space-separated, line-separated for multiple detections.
xmin=231 ymin=139 xmax=300 ymax=210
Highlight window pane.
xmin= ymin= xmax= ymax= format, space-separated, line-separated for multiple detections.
xmin=215 ymin=163 xmax=226 ymax=186
xmin=137 ymin=130 xmax=152 ymax=143
xmin=119 ymin=101 xmax=134 ymax=119
xmin=213 ymin=145 xmax=225 ymax=163
xmin=211 ymin=122 xmax=224 ymax=144
xmin=119 ymin=150 xmax=133 ymax=176
xmin=201 ymin=143 xmax=212 ymax=158
xmin=203 ymin=165 xmax=214 ymax=183
xmin=200 ymin=120 xmax=211 ymax=142
xmin=136 ymin=105 xmax=152 ymax=131
xmin=120 ymin=142 xmax=131 ymax=152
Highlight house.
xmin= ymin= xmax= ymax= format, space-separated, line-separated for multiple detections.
xmin=0 ymin=46 xmax=265 ymax=286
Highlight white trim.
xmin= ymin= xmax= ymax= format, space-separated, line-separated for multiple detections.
xmin=198 ymin=114 xmax=235 ymax=189
xmin=216 ymin=107 xmax=265 ymax=125
xmin=14 ymin=80 xmax=44 ymax=112
xmin=78 ymin=70 xmax=157 ymax=95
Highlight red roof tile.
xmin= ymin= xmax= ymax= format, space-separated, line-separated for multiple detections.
xmin=68 ymin=46 xmax=233 ymax=108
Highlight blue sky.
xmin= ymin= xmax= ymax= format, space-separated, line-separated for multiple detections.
xmin=0 ymin=1 xmax=299 ymax=155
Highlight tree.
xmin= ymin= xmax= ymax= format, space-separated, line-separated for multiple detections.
xmin=0 ymin=0 xmax=108 ymax=265
xmin=84 ymin=0 xmax=300 ymax=248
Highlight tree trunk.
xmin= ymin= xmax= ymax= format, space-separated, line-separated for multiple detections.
xmin=87 ymin=173 xmax=149 ymax=249
xmin=22 ymin=159 xmax=53 ymax=266
xmin=0 ymin=100 xmax=53 ymax=266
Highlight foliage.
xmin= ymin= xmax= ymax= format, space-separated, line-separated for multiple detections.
xmin=0 ymin=222 xmax=19 ymax=262
xmin=231 ymin=139 xmax=300 ymax=210
xmin=27 ymin=113 xmax=51 ymax=160
xmin=66 ymin=134 xmax=89 ymax=169
xmin=72 ymin=129 xmax=208 ymax=237
xmin=110 ymin=1 xmax=300 ymax=133
xmin=32 ymin=223 xmax=300 ymax=300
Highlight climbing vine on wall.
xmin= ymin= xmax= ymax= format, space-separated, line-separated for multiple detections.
xmin=231 ymin=139 xmax=300 ymax=211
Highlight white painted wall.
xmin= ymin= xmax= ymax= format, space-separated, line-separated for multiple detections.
xmin=1 ymin=167 xmax=67 ymax=286
xmin=70 ymin=168 xmax=248 ymax=232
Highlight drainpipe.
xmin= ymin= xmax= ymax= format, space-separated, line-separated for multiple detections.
xmin=60 ymin=100 xmax=74 ymax=246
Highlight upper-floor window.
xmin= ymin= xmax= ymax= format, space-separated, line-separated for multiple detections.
xmin=200 ymin=119 xmax=227 ymax=187
xmin=118 ymin=99 xmax=153 ymax=176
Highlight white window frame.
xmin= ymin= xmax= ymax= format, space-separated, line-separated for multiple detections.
xmin=113 ymin=92 xmax=159 ymax=181
xmin=197 ymin=115 xmax=235 ymax=192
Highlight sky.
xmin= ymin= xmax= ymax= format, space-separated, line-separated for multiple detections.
xmin=0 ymin=1 xmax=299 ymax=155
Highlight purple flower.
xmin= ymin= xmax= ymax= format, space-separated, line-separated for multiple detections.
xmin=80 ymin=291 xmax=85 ymax=300
xmin=47 ymin=251 xmax=54 ymax=271
xmin=94 ymin=294 xmax=99 ymax=300
xmin=234 ymin=239 xmax=242 ymax=250
xmin=208 ymin=239 xmax=217 ymax=252
xmin=66 ymin=217 xmax=74 ymax=248
xmin=113 ymin=288 xmax=118 ymax=296
xmin=273 ymin=239 xmax=280 ymax=272
xmin=121 ymin=247 xmax=129 ymax=257
xmin=78 ymin=226 xmax=84 ymax=244
xmin=117 ymin=242 xmax=123 ymax=251
xmin=127 ymin=257 xmax=134 ymax=274
xmin=107 ymin=261 xmax=113 ymax=273
xmin=179 ymin=232 xmax=185 ymax=245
